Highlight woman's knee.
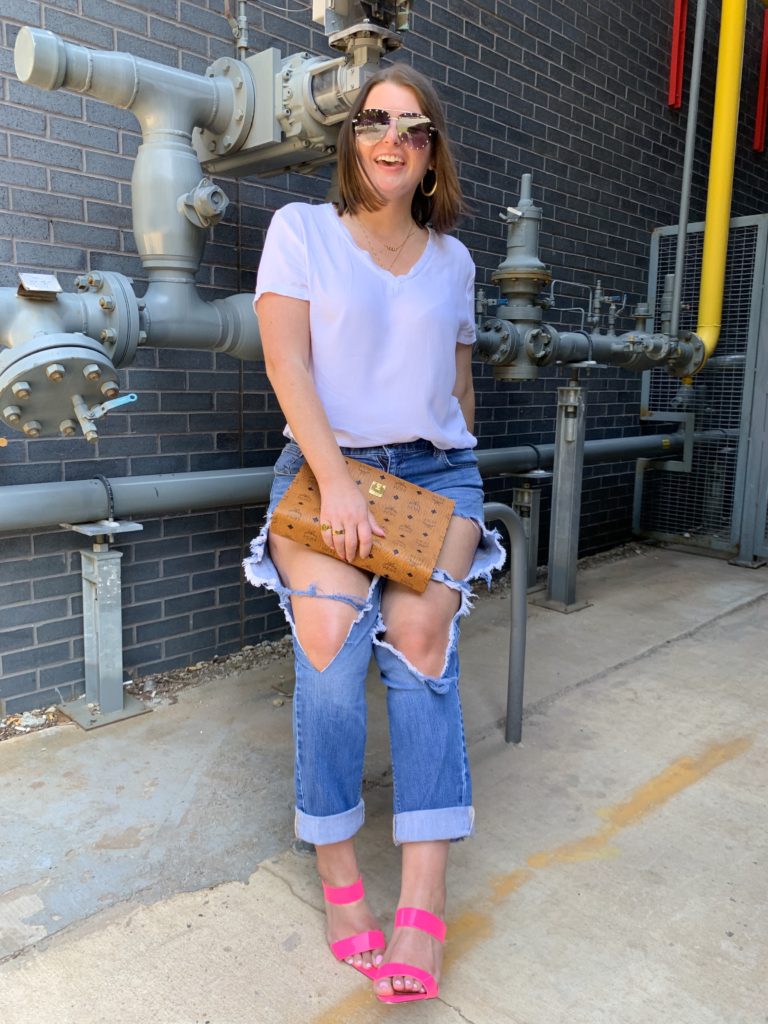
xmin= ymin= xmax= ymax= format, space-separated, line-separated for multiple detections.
xmin=381 ymin=613 xmax=452 ymax=678
xmin=295 ymin=608 xmax=358 ymax=672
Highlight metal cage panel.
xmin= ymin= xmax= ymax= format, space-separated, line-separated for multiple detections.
xmin=639 ymin=215 xmax=768 ymax=559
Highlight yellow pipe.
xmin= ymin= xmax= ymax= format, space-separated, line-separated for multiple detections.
xmin=695 ymin=0 xmax=748 ymax=369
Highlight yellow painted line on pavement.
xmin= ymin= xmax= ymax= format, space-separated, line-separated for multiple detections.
xmin=311 ymin=735 xmax=752 ymax=1023
xmin=527 ymin=735 xmax=752 ymax=869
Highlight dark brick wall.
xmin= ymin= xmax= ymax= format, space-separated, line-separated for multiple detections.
xmin=1 ymin=1 xmax=767 ymax=711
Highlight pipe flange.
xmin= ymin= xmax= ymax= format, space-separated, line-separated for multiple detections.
xmin=491 ymin=267 xmax=553 ymax=287
xmin=526 ymin=324 xmax=559 ymax=363
xmin=93 ymin=272 xmax=141 ymax=367
xmin=0 ymin=333 xmax=120 ymax=438
xmin=196 ymin=57 xmax=255 ymax=158
xmin=475 ymin=319 xmax=517 ymax=365
xmin=668 ymin=333 xmax=707 ymax=378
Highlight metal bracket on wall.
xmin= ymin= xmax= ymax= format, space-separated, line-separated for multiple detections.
xmin=632 ymin=396 xmax=695 ymax=534
xmin=639 ymin=367 xmax=696 ymax=473
xmin=59 ymin=519 xmax=148 ymax=730
xmin=510 ymin=476 xmax=546 ymax=591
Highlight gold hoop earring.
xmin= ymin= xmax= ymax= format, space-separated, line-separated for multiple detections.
xmin=420 ymin=169 xmax=438 ymax=198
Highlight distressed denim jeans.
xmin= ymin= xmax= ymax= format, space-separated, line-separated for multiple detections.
xmin=244 ymin=440 xmax=506 ymax=845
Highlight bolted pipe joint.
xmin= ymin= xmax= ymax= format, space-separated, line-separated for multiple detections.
xmin=0 ymin=332 xmax=123 ymax=440
xmin=666 ymin=332 xmax=708 ymax=377
xmin=474 ymin=319 xmax=536 ymax=379
xmin=602 ymin=330 xmax=706 ymax=376
xmin=525 ymin=324 xmax=560 ymax=363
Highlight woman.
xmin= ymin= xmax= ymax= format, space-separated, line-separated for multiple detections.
xmin=244 ymin=63 xmax=504 ymax=1004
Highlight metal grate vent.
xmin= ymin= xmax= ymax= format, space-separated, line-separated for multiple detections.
xmin=640 ymin=225 xmax=758 ymax=544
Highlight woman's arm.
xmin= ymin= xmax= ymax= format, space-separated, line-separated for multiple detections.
xmin=453 ymin=343 xmax=475 ymax=434
xmin=257 ymin=292 xmax=383 ymax=561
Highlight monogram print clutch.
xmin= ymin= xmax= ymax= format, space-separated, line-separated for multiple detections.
xmin=269 ymin=457 xmax=455 ymax=592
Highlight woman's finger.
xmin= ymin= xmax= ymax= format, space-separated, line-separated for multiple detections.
xmin=343 ymin=522 xmax=359 ymax=562
xmin=357 ymin=519 xmax=374 ymax=561
xmin=320 ymin=520 xmax=335 ymax=551
xmin=369 ymin=512 xmax=386 ymax=538
xmin=331 ymin=524 xmax=348 ymax=559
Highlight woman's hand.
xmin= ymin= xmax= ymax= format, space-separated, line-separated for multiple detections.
xmin=320 ymin=476 xmax=386 ymax=563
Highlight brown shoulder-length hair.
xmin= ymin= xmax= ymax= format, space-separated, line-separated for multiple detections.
xmin=335 ymin=63 xmax=465 ymax=233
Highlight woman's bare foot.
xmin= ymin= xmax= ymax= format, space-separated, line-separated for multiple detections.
xmin=316 ymin=839 xmax=384 ymax=972
xmin=324 ymin=890 xmax=385 ymax=972
xmin=374 ymin=839 xmax=448 ymax=998
xmin=374 ymin=907 xmax=444 ymax=996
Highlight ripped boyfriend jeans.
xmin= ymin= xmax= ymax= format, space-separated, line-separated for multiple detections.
xmin=243 ymin=440 xmax=506 ymax=846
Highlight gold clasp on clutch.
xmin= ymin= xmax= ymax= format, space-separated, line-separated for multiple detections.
xmin=369 ymin=481 xmax=386 ymax=498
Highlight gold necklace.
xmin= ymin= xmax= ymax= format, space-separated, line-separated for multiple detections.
xmin=357 ymin=218 xmax=416 ymax=268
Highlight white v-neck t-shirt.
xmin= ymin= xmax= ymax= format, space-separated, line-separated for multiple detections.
xmin=254 ymin=201 xmax=477 ymax=450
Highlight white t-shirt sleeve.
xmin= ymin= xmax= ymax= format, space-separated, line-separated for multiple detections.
xmin=254 ymin=204 xmax=309 ymax=303
xmin=457 ymin=247 xmax=476 ymax=346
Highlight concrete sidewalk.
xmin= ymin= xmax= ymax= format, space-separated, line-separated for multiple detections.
xmin=1 ymin=546 xmax=766 ymax=1024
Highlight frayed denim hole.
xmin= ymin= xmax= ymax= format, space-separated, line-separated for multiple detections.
xmin=291 ymin=575 xmax=380 ymax=674
xmin=371 ymin=592 xmax=463 ymax=696
xmin=244 ymin=513 xmax=380 ymax=671
xmin=470 ymin=517 xmax=507 ymax=586
xmin=451 ymin=512 xmax=506 ymax=584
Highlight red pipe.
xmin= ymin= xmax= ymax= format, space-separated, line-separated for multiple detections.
xmin=754 ymin=8 xmax=768 ymax=152
xmin=669 ymin=0 xmax=689 ymax=108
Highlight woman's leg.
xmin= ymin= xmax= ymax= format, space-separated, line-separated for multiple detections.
xmin=315 ymin=839 xmax=384 ymax=972
xmin=372 ymin=516 xmax=480 ymax=996
xmin=373 ymin=840 xmax=449 ymax=996
xmin=269 ymin=535 xmax=385 ymax=968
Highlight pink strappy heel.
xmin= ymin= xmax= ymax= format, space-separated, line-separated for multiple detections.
xmin=374 ymin=907 xmax=446 ymax=1003
xmin=322 ymin=876 xmax=386 ymax=978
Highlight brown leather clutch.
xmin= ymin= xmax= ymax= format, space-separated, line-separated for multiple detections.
xmin=269 ymin=457 xmax=455 ymax=593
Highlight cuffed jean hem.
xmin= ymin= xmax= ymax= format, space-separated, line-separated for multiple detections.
xmin=393 ymin=805 xmax=476 ymax=846
xmin=295 ymin=798 xmax=365 ymax=846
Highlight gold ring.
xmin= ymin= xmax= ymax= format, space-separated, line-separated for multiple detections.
xmin=320 ymin=523 xmax=331 ymax=531
xmin=333 ymin=528 xmax=345 ymax=535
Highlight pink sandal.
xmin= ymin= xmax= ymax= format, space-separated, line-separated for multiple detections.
xmin=374 ymin=907 xmax=446 ymax=1003
xmin=322 ymin=876 xmax=386 ymax=978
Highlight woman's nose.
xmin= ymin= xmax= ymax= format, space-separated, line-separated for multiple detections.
xmin=384 ymin=117 xmax=402 ymax=144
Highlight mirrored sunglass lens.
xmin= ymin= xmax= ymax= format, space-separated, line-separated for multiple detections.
xmin=354 ymin=110 xmax=390 ymax=139
xmin=397 ymin=116 xmax=433 ymax=148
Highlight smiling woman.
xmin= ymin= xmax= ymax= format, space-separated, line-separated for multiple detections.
xmin=244 ymin=62 xmax=505 ymax=1006
xmin=335 ymin=64 xmax=465 ymax=234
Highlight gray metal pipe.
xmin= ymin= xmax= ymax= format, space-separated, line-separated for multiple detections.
xmin=483 ymin=502 xmax=527 ymax=743
xmin=0 ymin=431 xmax=737 ymax=533
xmin=670 ymin=0 xmax=708 ymax=339
xmin=14 ymin=27 xmax=234 ymax=136
xmin=532 ymin=330 xmax=705 ymax=376
xmin=0 ymin=469 xmax=274 ymax=532
xmin=474 ymin=428 xmax=733 ymax=476
xmin=9 ymin=27 xmax=262 ymax=402
xmin=141 ymin=280 xmax=261 ymax=360
xmin=478 ymin=322 xmax=706 ymax=378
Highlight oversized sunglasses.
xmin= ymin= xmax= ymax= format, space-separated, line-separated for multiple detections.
xmin=352 ymin=108 xmax=436 ymax=150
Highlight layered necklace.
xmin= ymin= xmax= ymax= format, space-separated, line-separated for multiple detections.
xmin=356 ymin=217 xmax=417 ymax=271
